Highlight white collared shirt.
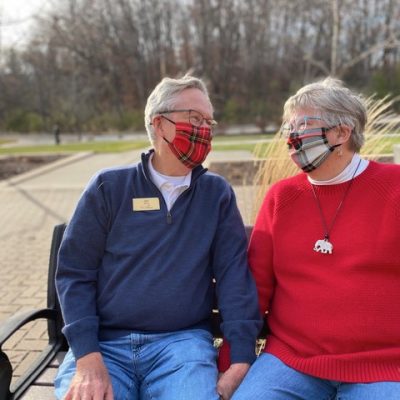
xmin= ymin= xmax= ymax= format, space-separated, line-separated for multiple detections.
xmin=148 ymin=154 xmax=192 ymax=211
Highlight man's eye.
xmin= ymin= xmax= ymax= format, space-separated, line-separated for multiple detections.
xmin=192 ymin=116 xmax=202 ymax=123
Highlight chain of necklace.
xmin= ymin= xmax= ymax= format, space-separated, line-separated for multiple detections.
xmin=310 ymin=159 xmax=362 ymax=255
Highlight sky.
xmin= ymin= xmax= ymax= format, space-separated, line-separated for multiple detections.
xmin=0 ymin=0 xmax=49 ymax=48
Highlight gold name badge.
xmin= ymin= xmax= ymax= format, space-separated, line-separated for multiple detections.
xmin=132 ymin=198 xmax=160 ymax=211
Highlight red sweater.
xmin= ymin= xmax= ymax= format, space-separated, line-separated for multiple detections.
xmin=219 ymin=161 xmax=400 ymax=382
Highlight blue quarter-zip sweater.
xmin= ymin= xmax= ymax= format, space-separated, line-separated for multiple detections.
xmin=56 ymin=151 xmax=262 ymax=365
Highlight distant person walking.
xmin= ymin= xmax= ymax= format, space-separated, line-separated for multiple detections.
xmin=53 ymin=124 xmax=61 ymax=145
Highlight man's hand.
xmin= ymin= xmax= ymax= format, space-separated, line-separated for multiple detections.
xmin=217 ymin=362 xmax=250 ymax=400
xmin=64 ymin=352 xmax=113 ymax=400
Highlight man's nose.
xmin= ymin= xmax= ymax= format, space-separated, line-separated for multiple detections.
xmin=199 ymin=119 xmax=210 ymax=128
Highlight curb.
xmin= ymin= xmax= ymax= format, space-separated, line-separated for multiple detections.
xmin=0 ymin=152 xmax=93 ymax=187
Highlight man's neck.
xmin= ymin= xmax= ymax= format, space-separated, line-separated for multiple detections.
xmin=152 ymin=150 xmax=190 ymax=177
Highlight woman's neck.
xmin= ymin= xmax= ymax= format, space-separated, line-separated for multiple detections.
xmin=308 ymin=150 xmax=354 ymax=181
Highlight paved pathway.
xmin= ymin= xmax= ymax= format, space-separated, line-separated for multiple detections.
xmin=0 ymin=149 xmax=256 ymax=387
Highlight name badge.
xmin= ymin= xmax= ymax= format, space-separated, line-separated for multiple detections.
xmin=132 ymin=198 xmax=160 ymax=211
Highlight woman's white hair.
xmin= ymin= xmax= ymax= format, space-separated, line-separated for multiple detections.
xmin=283 ymin=77 xmax=367 ymax=152
xmin=144 ymin=75 xmax=211 ymax=143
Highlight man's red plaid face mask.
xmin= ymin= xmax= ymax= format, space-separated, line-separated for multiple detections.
xmin=163 ymin=121 xmax=212 ymax=169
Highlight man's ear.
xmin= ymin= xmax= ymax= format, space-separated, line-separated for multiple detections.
xmin=152 ymin=116 xmax=164 ymax=136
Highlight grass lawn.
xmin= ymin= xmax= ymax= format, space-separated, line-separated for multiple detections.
xmin=0 ymin=139 xmax=14 ymax=146
xmin=0 ymin=140 xmax=149 ymax=155
xmin=213 ymin=134 xmax=271 ymax=141
xmin=212 ymin=143 xmax=259 ymax=151
xmin=0 ymin=133 xmax=399 ymax=155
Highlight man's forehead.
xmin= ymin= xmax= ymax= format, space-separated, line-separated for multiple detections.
xmin=175 ymin=89 xmax=213 ymax=114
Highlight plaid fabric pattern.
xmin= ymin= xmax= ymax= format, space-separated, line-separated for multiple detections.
xmin=287 ymin=128 xmax=334 ymax=172
xmin=167 ymin=122 xmax=212 ymax=169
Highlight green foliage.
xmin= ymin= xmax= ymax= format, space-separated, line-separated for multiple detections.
xmin=85 ymin=110 xmax=144 ymax=132
xmin=369 ymin=66 xmax=400 ymax=110
xmin=4 ymin=110 xmax=45 ymax=132
xmin=249 ymin=99 xmax=269 ymax=133
xmin=49 ymin=111 xmax=79 ymax=133
xmin=221 ymin=99 xmax=243 ymax=124
xmin=220 ymin=98 xmax=275 ymax=126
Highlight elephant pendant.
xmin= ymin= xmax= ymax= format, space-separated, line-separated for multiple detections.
xmin=313 ymin=238 xmax=333 ymax=254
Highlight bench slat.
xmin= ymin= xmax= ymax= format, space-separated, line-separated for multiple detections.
xmin=48 ymin=352 xmax=67 ymax=368
xmin=20 ymin=385 xmax=56 ymax=400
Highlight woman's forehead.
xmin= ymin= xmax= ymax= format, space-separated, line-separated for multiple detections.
xmin=290 ymin=107 xmax=320 ymax=120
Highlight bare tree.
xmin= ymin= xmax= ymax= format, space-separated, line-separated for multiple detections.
xmin=1 ymin=0 xmax=400 ymax=133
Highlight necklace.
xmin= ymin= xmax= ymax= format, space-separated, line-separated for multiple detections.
xmin=311 ymin=159 xmax=361 ymax=255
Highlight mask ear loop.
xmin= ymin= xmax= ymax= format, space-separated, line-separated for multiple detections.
xmin=320 ymin=124 xmax=343 ymax=154
xmin=155 ymin=115 xmax=176 ymax=144
xmin=160 ymin=115 xmax=176 ymax=125
xmin=163 ymin=137 xmax=172 ymax=145
xmin=329 ymin=143 xmax=342 ymax=153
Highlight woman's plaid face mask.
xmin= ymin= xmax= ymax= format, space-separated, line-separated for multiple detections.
xmin=283 ymin=117 xmax=340 ymax=172
xmin=162 ymin=120 xmax=212 ymax=169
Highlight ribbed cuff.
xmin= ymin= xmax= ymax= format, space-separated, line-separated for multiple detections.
xmin=62 ymin=317 xmax=100 ymax=359
xmin=229 ymin=338 xmax=256 ymax=365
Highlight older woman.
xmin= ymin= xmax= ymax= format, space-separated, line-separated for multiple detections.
xmin=221 ymin=78 xmax=400 ymax=399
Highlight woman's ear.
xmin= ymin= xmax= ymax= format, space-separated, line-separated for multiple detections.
xmin=335 ymin=125 xmax=352 ymax=145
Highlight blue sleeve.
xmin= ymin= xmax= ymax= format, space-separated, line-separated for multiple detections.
xmin=55 ymin=173 xmax=110 ymax=359
xmin=212 ymin=186 xmax=262 ymax=364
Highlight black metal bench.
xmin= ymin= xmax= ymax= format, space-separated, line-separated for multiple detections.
xmin=0 ymin=224 xmax=265 ymax=400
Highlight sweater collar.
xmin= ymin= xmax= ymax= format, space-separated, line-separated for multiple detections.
xmin=141 ymin=149 xmax=207 ymax=185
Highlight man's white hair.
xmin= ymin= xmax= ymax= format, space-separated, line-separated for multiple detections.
xmin=144 ymin=75 xmax=211 ymax=143
xmin=283 ymin=77 xmax=367 ymax=152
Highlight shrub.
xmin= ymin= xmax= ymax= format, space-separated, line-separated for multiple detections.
xmin=4 ymin=110 xmax=45 ymax=132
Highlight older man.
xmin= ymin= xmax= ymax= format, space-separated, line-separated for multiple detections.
xmin=54 ymin=75 xmax=261 ymax=400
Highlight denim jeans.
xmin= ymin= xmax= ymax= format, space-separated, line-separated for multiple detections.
xmin=54 ymin=328 xmax=219 ymax=400
xmin=232 ymin=353 xmax=400 ymax=400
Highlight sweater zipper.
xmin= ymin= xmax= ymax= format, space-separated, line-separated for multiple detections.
xmin=147 ymin=181 xmax=184 ymax=225
xmin=143 ymin=157 xmax=207 ymax=225
xmin=166 ymin=211 xmax=172 ymax=224
xmin=166 ymin=186 xmax=192 ymax=225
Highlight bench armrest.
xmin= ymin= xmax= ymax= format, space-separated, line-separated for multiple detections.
xmin=0 ymin=308 xmax=60 ymax=400
xmin=0 ymin=308 xmax=57 ymax=346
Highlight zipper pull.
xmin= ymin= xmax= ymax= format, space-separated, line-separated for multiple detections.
xmin=167 ymin=211 xmax=172 ymax=224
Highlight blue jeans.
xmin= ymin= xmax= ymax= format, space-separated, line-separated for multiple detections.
xmin=232 ymin=353 xmax=400 ymax=400
xmin=54 ymin=329 xmax=219 ymax=400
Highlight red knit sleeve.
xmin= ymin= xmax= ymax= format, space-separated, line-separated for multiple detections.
xmin=248 ymin=191 xmax=275 ymax=318
xmin=217 ymin=341 xmax=231 ymax=372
